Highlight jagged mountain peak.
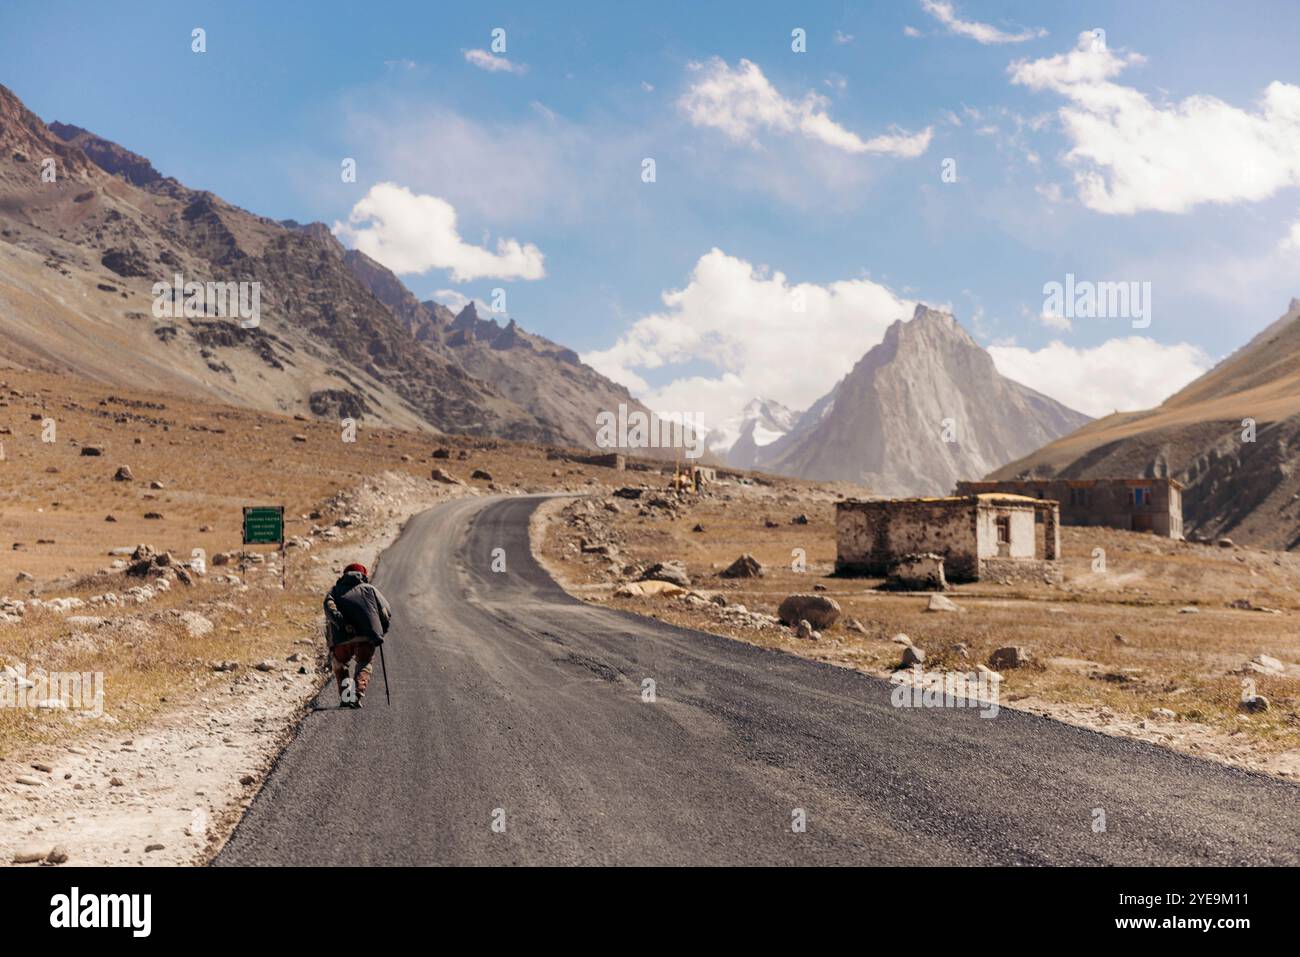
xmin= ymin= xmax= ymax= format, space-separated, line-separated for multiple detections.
xmin=755 ymin=309 xmax=1090 ymax=495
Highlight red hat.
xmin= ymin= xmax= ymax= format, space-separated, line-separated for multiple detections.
xmin=343 ymin=562 xmax=368 ymax=576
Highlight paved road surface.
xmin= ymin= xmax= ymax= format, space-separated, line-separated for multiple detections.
xmin=216 ymin=495 xmax=1300 ymax=865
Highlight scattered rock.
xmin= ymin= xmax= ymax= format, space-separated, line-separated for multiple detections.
xmin=113 ymin=465 xmax=134 ymax=481
xmin=12 ymin=848 xmax=45 ymax=864
xmin=15 ymin=775 xmax=44 ymax=787
xmin=901 ymin=645 xmax=926 ymax=666
xmin=430 ymin=468 xmax=463 ymax=485
xmin=795 ymin=619 xmax=817 ymax=640
xmin=144 ymin=843 xmax=165 ymax=853
xmin=639 ymin=560 xmax=691 ymax=588
xmin=470 ymin=468 xmax=492 ymax=481
xmin=777 ymin=593 xmax=841 ymax=629
xmin=790 ymin=514 xmax=809 ymax=525
xmin=1245 ymin=654 xmax=1284 ymax=675
xmin=988 ymin=646 xmax=1031 ymax=670
xmin=615 ymin=580 xmax=685 ymax=598
xmin=1216 ymin=538 xmax=1235 ymax=548
xmin=1149 ymin=708 xmax=1178 ymax=720
xmin=924 ymin=594 xmax=963 ymax=613
xmin=80 ymin=445 xmax=104 ymax=457
xmin=1240 ymin=695 xmax=1270 ymax=714
xmin=45 ymin=845 xmax=69 ymax=865
xmin=719 ymin=554 xmax=764 ymax=579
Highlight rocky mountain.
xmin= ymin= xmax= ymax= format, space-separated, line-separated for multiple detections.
xmin=340 ymin=248 xmax=662 ymax=450
xmin=0 ymin=82 xmax=640 ymax=449
xmin=991 ymin=298 xmax=1300 ymax=549
xmin=755 ymin=305 xmax=1091 ymax=495
xmin=706 ymin=398 xmax=800 ymax=469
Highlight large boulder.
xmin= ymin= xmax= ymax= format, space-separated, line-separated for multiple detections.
xmin=989 ymin=646 xmax=1031 ymax=670
xmin=639 ymin=560 xmax=690 ymax=588
xmin=777 ymin=593 xmax=841 ymax=629
xmin=720 ymin=554 xmax=764 ymax=579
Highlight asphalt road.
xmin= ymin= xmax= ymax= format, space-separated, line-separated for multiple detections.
xmin=216 ymin=495 xmax=1300 ymax=865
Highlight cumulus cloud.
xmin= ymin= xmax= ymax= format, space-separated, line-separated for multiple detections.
xmin=1279 ymin=219 xmax=1300 ymax=255
xmin=680 ymin=58 xmax=932 ymax=157
xmin=920 ymin=0 xmax=1046 ymax=45
xmin=988 ymin=337 xmax=1211 ymax=417
xmin=333 ymin=183 xmax=545 ymax=281
xmin=581 ymin=249 xmax=915 ymax=429
xmin=1011 ymin=31 xmax=1300 ymax=214
xmin=463 ymin=49 xmax=526 ymax=74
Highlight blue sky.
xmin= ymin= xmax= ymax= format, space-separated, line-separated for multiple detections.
xmin=4 ymin=0 xmax=1299 ymax=427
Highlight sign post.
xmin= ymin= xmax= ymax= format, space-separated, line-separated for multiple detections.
xmin=242 ymin=505 xmax=286 ymax=587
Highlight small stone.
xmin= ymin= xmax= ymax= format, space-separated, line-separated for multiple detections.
xmin=1240 ymin=696 xmax=1270 ymax=713
xmin=901 ymin=645 xmax=926 ymax=666
xmin=12 ymin=848 xmax=45 ymax=864
xmin=113 ymin=465 xmax=134 ymax=481
xmin=144 ymin=843 xmax=165 ymax=853
xmin=925 ymin=594 xmax=963 ymax=613
xmin=46 ymin=845 xmax=69 ymax=864
xmin=109 ymin=776 xmax=124 ymax=787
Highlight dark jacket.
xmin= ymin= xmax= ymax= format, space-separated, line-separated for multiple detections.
xmin=324 ymin=571 xmax=391 ymax=646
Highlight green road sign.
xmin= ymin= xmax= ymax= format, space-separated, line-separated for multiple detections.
xmin=243 ymin=506 xmax=284 ymax=545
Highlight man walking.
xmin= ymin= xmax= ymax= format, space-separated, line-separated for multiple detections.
xmin=323 ymin=562 xmax=391 ymax=708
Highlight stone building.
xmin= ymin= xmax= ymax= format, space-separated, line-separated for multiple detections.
xmin=835 ymin=493 xmax=1061 ymax=583
xmin=954 ymin=478 xmax=1183 ymax=538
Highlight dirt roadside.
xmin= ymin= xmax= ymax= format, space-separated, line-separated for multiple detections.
xmin=0 ymin=472 xmax=471 ymax=866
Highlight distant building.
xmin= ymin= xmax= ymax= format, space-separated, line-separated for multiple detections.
xmin=836 ymin=493 xmax=1061 ymax=583
xmin=954 ymin=478 xmax=1183 ymax=539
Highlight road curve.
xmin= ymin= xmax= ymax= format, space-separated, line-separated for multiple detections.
xmin=216 ymin=495 xmax=1300 ymax=866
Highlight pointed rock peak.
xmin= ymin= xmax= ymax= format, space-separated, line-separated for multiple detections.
xmin=1290 ymin=296 xmax=1300 ymax=315
xmin=454 ymin=301 xmax=479 ymax=325
xmin=911 ymin=302 xmax=957 ymax=324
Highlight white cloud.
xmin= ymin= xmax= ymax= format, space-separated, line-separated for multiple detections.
xmin=463 ymin=49 xmax=526 ymax=75
xmin=920 ymin=0 xmax=1046 ymax=45
xmin=989 ymin=337 xmax=1211 ymax=417
xmin=1012 ymin=32 xmax=1300 ymax=214
xmin=903 ymin=26 xmax=922 ymax=39
xmin=1279 ymin=218 xmax=1300 ymax=255
xmin=333 ymin=182 xmax=545 ymax=282
xmin=679 ymin=58 xmax=932 ymax=157
xmin=1036 ymin=310 xmax=1072 ymax=331
xmin=834 ymin=30 xmax=854 ymax=45
xmin=581 ymin=249 xmax=915 ymax=429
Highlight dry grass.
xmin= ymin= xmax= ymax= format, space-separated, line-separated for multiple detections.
xmin=0 ymin=367 xmax=624 ymax=756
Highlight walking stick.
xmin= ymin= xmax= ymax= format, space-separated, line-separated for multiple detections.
xmin=378 ymin=642 xmax=391 ymax=705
